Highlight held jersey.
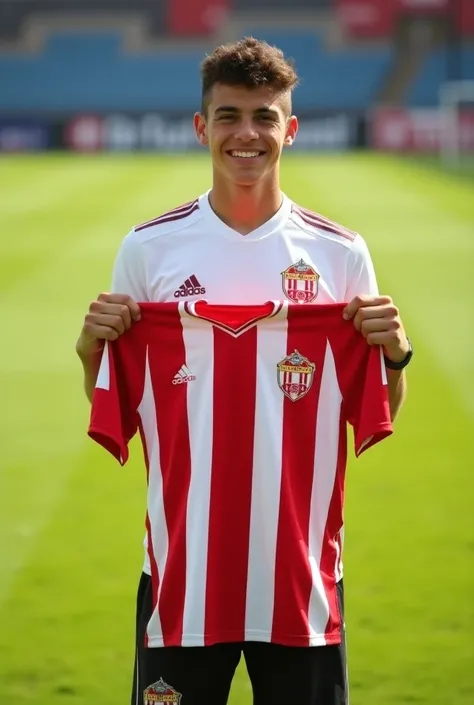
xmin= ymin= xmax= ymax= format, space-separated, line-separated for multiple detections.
xmin=88 ymin=301 xmax=392 ymax=649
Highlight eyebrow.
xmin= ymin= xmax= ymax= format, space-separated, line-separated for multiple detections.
xmin=214 ymin=106 xmax=239 ymax=115
xmin=214 ymin=106 xmax=279 ymax=116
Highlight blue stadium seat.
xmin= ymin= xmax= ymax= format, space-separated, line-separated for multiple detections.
xmin=0 ymin=32 xmax=203 ymax=111
xmin=241 ymin=29 xmax=393 ymax=110
xmin=0 ymin=29 xmax=394 ymax=112
xmin=405 ymin=45 xmax=474 ymax=107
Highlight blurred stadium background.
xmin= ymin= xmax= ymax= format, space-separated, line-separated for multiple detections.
xmin=0 ymin=0 xmax=473 ymax=154
xmin=0 ymin=1 xmax=473 ymax=704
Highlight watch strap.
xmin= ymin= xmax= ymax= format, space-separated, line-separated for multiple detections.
xmin=384 ymin=338 xmax=413 ymax=370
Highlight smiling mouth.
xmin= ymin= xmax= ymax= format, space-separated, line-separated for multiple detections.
xmin=227 ymin=150 xmax=265 ymax=158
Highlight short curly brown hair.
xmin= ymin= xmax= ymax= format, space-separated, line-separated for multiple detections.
xmin=200 ymin=37 xmax=299 ymax=115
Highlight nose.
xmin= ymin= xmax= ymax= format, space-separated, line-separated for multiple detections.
xmin=234 ymin=119 xmax=259 ymax=142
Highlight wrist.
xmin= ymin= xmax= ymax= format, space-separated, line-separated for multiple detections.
xmin=384 ymin=338 xmax=413 ymax=370
xmin=75 ymin=336 xmax=104 ymax=362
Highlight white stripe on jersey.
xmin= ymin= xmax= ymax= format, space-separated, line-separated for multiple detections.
xmin=139 ymin=350 xmax=167 ymax=646
xmin=179 ymin=311 xmax=215 ymax=644
xmin=245 ymin=306 xmax=289 ymax=640
xmin=307 ymin=340 xmax=342 ymax=644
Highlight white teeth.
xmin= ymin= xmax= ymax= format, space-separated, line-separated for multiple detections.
xmin=231 ymin=151 xmax=260 ymax=158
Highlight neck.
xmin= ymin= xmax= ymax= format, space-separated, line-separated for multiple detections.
xmin=209 ymin=173 xmax=282 ymax=235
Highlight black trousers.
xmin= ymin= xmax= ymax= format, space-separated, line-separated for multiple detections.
xmin=132 ymin=573 xmax=348 ymax=705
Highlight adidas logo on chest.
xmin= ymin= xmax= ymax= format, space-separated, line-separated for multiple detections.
xmin=174 ymin=275 xmax=206 ymax=298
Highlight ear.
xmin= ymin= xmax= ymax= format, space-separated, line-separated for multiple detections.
xmin=194 ymin=112 xmax=208 ymax=146
xmin=284 ymin=115 xmax=298 ymax=147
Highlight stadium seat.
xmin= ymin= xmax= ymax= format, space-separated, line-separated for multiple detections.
xmin=405 ymin=45 xmax=474 ymax=106
xmin=239 ymin=29 xmax=393 ymax=110
xmin=0 ymin=31 xmax=203 ymax=111
xmin=0 ymin=28 xmax=393 ymax=112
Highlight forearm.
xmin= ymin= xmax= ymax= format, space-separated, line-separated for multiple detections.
xmin=76 ymin=345 xmax=103 ymax=404
xmin=386 ymin=368 xmax=407 ymax=421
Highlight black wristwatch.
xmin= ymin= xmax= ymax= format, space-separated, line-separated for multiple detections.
xmin=384 ymin=338 xmax=413 ymax=370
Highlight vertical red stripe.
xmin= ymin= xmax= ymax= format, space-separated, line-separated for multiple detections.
xmin=204 ymin=326 xmax=257 ymax=643
xmin=149 ymin=311 xmax=191 ymax=646
xmin=320 ymin=414 xmax=347 ymax=640
xmin=271 ymin=317 xmax=326 ymax=644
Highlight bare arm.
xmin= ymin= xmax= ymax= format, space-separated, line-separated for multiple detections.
xmin=76 ymin=292 xmax=141 ymax=403
xmin=386 ymin=368 xmax=407 ymax=422
xmin=76 ymin=345 xmax=104 ymax=404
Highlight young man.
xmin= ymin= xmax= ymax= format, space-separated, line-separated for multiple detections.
xmin=76 ymin=38 xmax=412 ymax=705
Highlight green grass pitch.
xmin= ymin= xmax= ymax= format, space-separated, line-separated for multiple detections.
xmin=0 ymin=151 xmax=473 ymax=704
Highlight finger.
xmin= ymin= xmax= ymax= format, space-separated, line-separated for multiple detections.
xmin=353 ymin=304 xmax=398 ymax=331
xmin=85 ymin=313 xmax=126 ymax=336
xmin=356 ymin=304 xmax=398 ymax=321
xmin=90 ymin=302 xmax=133 ymax=329
xmin=97 ymin=293 xmax=141 ymax=321
xmin=361 ymin=317 xmax=401 ymax=337
xmin=343 ymin=295 xmax=392 ymax=320
xmin=366 ymin=330 xmax=401 ymax=347
xmin=82 ymin=323 xmax=121 ymax=342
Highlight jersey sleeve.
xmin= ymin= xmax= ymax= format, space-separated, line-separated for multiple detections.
xmin=343 ymin=344 xmax=393 ymax=457
xmin=111 ymin=229 xmax=149 ymax=300
xmin=345 ymin=234 xmax=379 ymax=299
xmin=88 ymin=337 xmax=144 ymax=465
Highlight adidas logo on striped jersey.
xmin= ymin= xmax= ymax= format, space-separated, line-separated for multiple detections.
xmin=174 ymin=275 xmax=206 ymax=298
xmin=172 ymin=365 xmax=196 ymax=385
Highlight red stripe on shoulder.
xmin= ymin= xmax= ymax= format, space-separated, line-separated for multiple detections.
xmin=135 ymin=199 xmax=199 ymax=232
xmin=293 ymin=205 xmax=356 ymax=242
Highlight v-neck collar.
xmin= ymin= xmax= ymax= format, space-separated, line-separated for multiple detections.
xmin=199 ymin=189 xmax=292 ymax=242
xmin=182 ymin=300 xmax=287 ymax=337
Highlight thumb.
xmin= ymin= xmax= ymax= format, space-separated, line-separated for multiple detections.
xmin=343 ymin=295 xmax=366 ymax=321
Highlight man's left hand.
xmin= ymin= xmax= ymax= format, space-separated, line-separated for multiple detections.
xmin=343 ymin=295 xmax=409 ymax=364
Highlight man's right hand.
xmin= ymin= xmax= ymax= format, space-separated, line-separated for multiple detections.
xmin=76 ymin=292 xmax=141 ymax=360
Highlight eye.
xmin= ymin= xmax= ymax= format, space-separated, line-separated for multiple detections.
xmin=258 ymin=114 xmax=276 ymax=123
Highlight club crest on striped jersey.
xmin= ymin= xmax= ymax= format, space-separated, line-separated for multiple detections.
xmin=144 ymin=678 xmax=182 ymax=704
xmin=277 ymin=350 xmax=316 ymax=402
xmin=282 ymin=259 xmax=320 ymax=304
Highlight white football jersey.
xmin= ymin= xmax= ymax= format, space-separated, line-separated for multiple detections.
xmin=110 ymin=190 xmax=379 ymax=575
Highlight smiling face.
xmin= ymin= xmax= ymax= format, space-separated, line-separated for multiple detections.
xmin=194 ymin=83 xmax=298 ymax=187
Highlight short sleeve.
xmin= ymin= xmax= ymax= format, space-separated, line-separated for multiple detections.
xmin=345 ymin=234 xmax=379 ymax=300
xmin=345 ymin=345 xmax=393 ymax=457
xmin=88 ymin=340 xmax=140 ymax=465
xmin=111 ymin=230 xmax=148 ymax=300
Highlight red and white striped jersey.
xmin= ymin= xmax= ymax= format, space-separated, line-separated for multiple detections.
xmin=89 ymin=301 xmax=392 ymax=648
